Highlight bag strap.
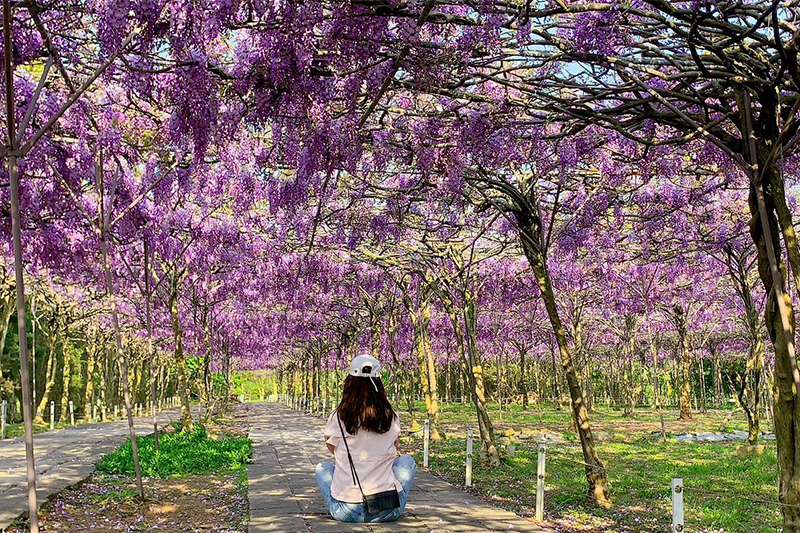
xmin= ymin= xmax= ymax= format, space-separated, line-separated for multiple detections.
xmin=336 ymin=409 xmax=366 ymax=501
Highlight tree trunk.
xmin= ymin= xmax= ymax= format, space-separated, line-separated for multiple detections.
xmin=673 ymin=306 xmax=693 ymax=420
xmin=461 ymin=293 xmax=500 ymax=465
xmin=711 ymin=344 xmax=723 ymax=408
xmin=59 ymin=329 xmax=71 ymax=423
xmin=169 ymin=287 xmax=193 ymax=432
xmin=403 ymin=286 xmax=443 ymax=440
xmin=646 ymin=323 xmax=667 ymax=442
xmin=743 ymin=124 xmax=800 ymax=529
xmin=202 ymin=308 xmax=213 ymax=408
xmin=445 ymin=361 xmax=451 ymax=404
xmin=738 ymin=335 xmax=764 ymax=445
xmin=550 ymin=345 xmax=560 ymax=403
xmin=421 ymin=328 xmax=442 ymax=438
xmin=621 ymin=317 xmax=637 ymax=417
xmin=699 ymin=353 xmax=707 ymax=413
xmin=36 ymin=330 xmax=57 ymax=421
xmin=83 ymin=343 xmax=96 ymax=421
xmin=516 ymin=212 xmax=611 ymax=507
xmin=519 ymin=347 xmax=528 ymax=410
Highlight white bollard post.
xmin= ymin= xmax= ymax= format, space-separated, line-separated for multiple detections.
xmin=50 ymin=401 xmax=55 ymax=430
xmin=535 ymin=444 xmax=546 ymax=521
xmin=102 ymin=404 xmax=107 ymax=422
xmin=466 ymin=429 xmax=474 ymax=487
xmin=423 ymin=419 xmax=430 ymax=468
xmin=1 ymin=400 xmax=7 ymax=439
xmin=672 ymin=478 xmax=684 ymax=532
xmin=92 ymin=402 xmax=97 ymax=422
xmin=508 ymin=444 xmax=516 ymax=457
xmin=69 ymin=400 xmax=74 ymax=426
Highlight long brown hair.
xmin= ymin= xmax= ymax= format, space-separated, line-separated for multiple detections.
xmin=337 ymin=374 xmax=396 ymax=435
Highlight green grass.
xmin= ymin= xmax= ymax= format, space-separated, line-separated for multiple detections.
xmin=3 ymin=419 xmax=75 ymax=438
xmin=405 ymin=402 xmax=778 ymax=533
xmin=97 ymin=425 xmax=252 ymax=478
xmin=86 ymin=487 xmax=140 ymax=504
xmin=399 ymin=400 xmax=751 ymax=434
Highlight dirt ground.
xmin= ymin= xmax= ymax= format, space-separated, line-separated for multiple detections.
xmin=5 ymin=473 xmax=248 ymax=533
xmin=5 ymin=404 xmax=251 ymax=533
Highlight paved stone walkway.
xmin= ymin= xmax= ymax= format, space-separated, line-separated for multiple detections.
xmin=0 ymin=407 xmax=186 ymax=530
xmin=246 ymin=402 xmax=547 ymax=533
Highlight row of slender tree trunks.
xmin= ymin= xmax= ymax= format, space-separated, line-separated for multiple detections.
xmin=280 ymin=341 xmax=772 ymax=440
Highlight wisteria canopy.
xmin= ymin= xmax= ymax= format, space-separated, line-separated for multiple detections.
xmin=1 ymin=0 xmax=799 ymax=530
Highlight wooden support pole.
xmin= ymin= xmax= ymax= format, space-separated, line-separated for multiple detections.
xmin=535 ymin=444 xmax=546 ymax=522
xmin=423 ymin=418 xmax=430 ymax=468
xmin=671 ymin=478 xmax=684 ymax=532
xmin=466 ymin=429 xmax=474 ymax=487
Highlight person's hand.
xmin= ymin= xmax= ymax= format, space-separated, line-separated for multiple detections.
xmin=327 ymin=443 xmax=336 ymax=454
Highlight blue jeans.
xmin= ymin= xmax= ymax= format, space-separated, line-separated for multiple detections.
xmin=315 ymin=455 xmax=416 ymax=523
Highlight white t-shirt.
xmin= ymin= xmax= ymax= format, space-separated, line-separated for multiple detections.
xmin=323 ymin=410 xmax=402 ymax=503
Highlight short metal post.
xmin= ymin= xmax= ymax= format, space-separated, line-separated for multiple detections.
xmin=672 ymin=478 xmax=684 ymax=532
xmin=49 ymin=401 xmax=54 ymax=430
xmin=69 ymin=400 xmax=74 ymax=426
xmin=1 ymin=400 xmax=7 ymax=439
xmin=423 ymin=419 xmax=430 ymax=468
xmin=466 ymin=429 xmax=474 ymax=487
xmin=535 ymin=444 xmax=546 ymax=521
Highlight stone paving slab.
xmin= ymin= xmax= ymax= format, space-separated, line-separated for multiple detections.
xmin=246 ymin=402 xmax=548 ymax=533
xmin=0 ymin=407 xmax=190 ymax=531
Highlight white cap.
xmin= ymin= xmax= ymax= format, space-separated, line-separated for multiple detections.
xmin=348 ymin=355 xmax=382 ymax=378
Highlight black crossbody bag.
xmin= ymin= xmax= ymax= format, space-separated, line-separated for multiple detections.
xmin=336 ymin=412 xmax=401 ymax=514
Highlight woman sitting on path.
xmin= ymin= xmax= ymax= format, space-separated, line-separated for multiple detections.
xmin=315 ymin=355 xmax=416 ymax=523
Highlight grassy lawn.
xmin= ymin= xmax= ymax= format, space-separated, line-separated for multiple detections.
xmin=398 ymin=400 xmax=756 ymax=437
xmin=97 ymin=423 xmax=252 ymax=477
xmin=399 ymin=401 xmax=777 ymax=533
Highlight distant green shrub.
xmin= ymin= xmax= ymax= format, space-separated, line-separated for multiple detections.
xmin=97 ymin=426 xmax=251 ymax=477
